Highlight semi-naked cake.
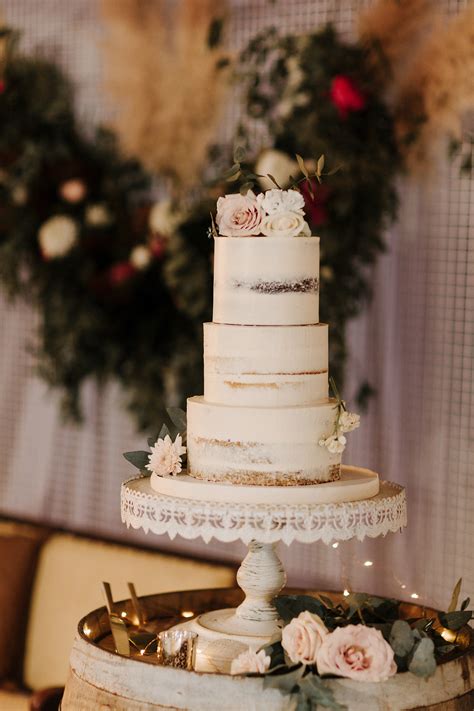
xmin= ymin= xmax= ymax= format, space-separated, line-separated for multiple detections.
xmin=187 ymin=188 xmax=359 ymax=486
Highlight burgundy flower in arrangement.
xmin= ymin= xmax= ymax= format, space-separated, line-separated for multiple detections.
xmin=330 ymin=75 xmax=366 ymax=118
xmin=0 ymin=79 xmax=6 ymax=94
xmin=301 ymin=180 xmax=330 ymax=227
xmin=108 ymin=260 xmax=136 ymax=285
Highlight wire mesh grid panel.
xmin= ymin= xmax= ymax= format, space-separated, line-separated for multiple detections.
xmin=0 ymin=0 xmax=472 ymax=608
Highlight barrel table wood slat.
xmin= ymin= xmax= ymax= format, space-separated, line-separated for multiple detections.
xmin=61 ymin=588 xmax=474 ymax=711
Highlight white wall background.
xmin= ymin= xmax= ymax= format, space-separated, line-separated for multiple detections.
xmin=0 ymin=0 xmax=472 ymax=612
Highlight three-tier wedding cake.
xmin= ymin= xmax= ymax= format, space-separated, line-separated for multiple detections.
xmin=186 ymin=188 xmax=359 ymax=487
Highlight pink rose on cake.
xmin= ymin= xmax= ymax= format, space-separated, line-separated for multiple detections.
xmin=282 ymin=612 xmax=329 ymax=665
xmin=257 ymin=188 xmax=305 ymax=215
xmin=261 ymin=211 xmax=311 ymax=238
xmin=216 ymin=190 xmax=263 ymax=236
xmin=316 ymin=625 xmax=397 ymax=682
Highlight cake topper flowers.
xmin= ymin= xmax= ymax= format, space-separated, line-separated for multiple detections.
xmin=123 ymin=407 xmax=187 ymax=477
xmin=319 ymin=377 xmax=360 ymax=454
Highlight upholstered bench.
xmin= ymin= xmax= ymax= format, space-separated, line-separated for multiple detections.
xmin=0 ymin=517 xmax=235 ymax=710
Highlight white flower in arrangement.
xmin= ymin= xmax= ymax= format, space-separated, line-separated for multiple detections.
xmin=281 ymin=611 xmax=329 ymax=665
xmin=146 ymin=434 xmax=186 ymax=477
xmin=85 ymin=203 xmax=113 ymax=227
xmin=216 ymin=190 xmax=264 ymax=237
xmin=149 ymin=199 xmax=181 ymax=238
xmin=339 ymin=411 xmax=361 ymax=433
xmin=130 ymin=244 xmax=152 ymax=270
xmin=260 ymin=211 xmax=310 ymax=238
xmin=230 ymin=648 xmax=271 ymax=675
xmin=257 ymin=188 xmax=305 ymax=216
xmin=318 ymin=433 xmax=347 ymax=454
xmin=38 ymin=215 xmax=78 ymax=259
xmin=11 ymin=184 xmax=28 ymax=205
xmin=255 ymin=149 xmax=297 ymax=191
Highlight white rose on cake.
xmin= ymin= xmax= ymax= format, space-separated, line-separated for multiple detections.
xmin=216 ymin=190 xmax=263 ymax=237
xmin=230 ymin=648 xmax=271 ymax=675
xmin=38 ymin=215 xmax=78 ymax=259
xmin=318 ymin=433 xmax=347 ymax=454
xmin=146 ymin=434 xmax=186 ymax=477
xmin=261 ymin=211 xmax=310 ymax=238
xmin=257 ymin=188 xmax=305 ymax=215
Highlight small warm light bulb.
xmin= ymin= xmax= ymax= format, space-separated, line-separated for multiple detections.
xmin=401 ymin=584 xmax=407 ymax=589
xmin=343 ymin=589 xmax=350 ymax=597
xmin=83 ymin=625 xmax=91 ymax=637
xmin=121 ymin=611 xmax=127 ymax=618
xmin=332 ymin=542 xmax=339 ymax=549
xmin=363 ymin=560 xmax=373 ymax=567
xmin=441 ymin=628 xmax=457 ymax=643
xmin=181 ymin=610 xmax=194 ymax=618
xmin=410 ymin=593 xmax=419 ymax=599
xmin=140 ymin=649 xmax=145 ymax=656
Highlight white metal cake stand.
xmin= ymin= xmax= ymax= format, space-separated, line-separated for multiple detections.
xmin=121 ymin=466 xmax=407 ymax=672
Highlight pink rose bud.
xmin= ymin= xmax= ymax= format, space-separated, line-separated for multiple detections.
xmin=317 ymin=624 xmax=397 ymax=682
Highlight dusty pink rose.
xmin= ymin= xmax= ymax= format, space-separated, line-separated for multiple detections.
xmin=59 ymin=178 xmax=87 ymax=203
xmin=316 ymin=625 xmax=397 ymax=681
xmin=216 ymin=191 xmax=263 ymax=237
xmin=281 ymin=611 xmax=329 ymax=665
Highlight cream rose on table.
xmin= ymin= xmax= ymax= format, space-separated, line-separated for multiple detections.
xmin=281 ymin=611 xmax=329 ymax=665
xmin=216 ymin=191 xmax=263 ymax=237
xmin=230 ymin=648 xmax=271 ymax=675
xmin=261 ymin=211 xmax=310 ymax=238
xmin=316 ymin=625 xmax=397 ymax=682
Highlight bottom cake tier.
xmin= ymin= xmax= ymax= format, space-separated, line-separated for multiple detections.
xmin=186 ymin=396 xmax=341 ymax=486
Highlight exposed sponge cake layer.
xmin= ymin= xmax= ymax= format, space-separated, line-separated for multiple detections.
xmin=187 ymin=396 xmax=341 ymax=486
xmin=213 ymin=236 xmax=320 ymax=326
xmin=204 ymin=322 xmax=328 ymax=407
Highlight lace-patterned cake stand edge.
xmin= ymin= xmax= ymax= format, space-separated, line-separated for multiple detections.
xmin=121 ymin=471 xmax=407 ymax=673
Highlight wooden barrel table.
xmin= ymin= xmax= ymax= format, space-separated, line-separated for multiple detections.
xmin=62 ymin=588 xmax=473 ymax=711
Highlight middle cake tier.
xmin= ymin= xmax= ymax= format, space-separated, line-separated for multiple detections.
xmin=187 ymin=396 xmax=341 ymax=486
xmin=204 ymin=322 xmax=328 ymax=407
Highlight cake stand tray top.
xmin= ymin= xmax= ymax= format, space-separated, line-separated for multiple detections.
xmin=121 ymin=469 xmax=407 ymax=545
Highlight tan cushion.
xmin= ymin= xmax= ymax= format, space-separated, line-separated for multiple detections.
xmin=0 ymin=689 xmax=30 ymax=711
xmin=0 ymin=521 xmax=48 ymax=683
xmin=24 ymin=533 xmax=234 ymax=689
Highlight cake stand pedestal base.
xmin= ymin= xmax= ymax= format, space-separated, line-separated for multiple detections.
xmin=177 ymin=540 xmax=287 ymax=672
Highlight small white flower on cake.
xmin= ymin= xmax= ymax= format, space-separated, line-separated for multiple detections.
xmin=319 ymin=433 xmax=347 ymax=454
xmin=216 ymin=191 xmax=263 ymax=237
xmin=38 ymin=215 xmax=78 ymax=259
xmin=260 ymin=210 xmax=310 ymax=238
xmin=130 ymin=244 xmax=152 ymax=270
xmin=230 ymin=648 xmax=271 ymax=675
xmin=339 ymin=411 xmax=360 ymax=433
xmin=257 ymin=188 xmax=305 ymax=216
xmin=146 ymin=434 xmax=186 ymax=477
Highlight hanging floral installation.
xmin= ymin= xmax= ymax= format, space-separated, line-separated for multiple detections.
xmin=0 ymin=0 xmax=473 ymax=430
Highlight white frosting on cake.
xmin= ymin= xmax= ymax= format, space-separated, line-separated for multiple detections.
xmin=187 ymin=396 xmax=341 ymax=486
xmin=204 ymin=322 xmax=328 ymax=407
xmin=213 ymin=237 xmax=320 ymax=326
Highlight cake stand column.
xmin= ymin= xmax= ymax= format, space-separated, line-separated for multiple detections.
xmin=235 ymin=540 xmax=286 ymax=625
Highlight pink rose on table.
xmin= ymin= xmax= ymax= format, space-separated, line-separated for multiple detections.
xmin=317 ymin=625 xmax=397 ymax=681
xmin=216 ymin=191 xmax=263 ymax=237
xmin=330 ymin=75 xmax=366 ymax=119
xmin=282 ymin=611 xmax=329 ymax=665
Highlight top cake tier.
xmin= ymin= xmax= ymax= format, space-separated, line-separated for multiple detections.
xmin=213 ymin=236 xmax=320 ymax=326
